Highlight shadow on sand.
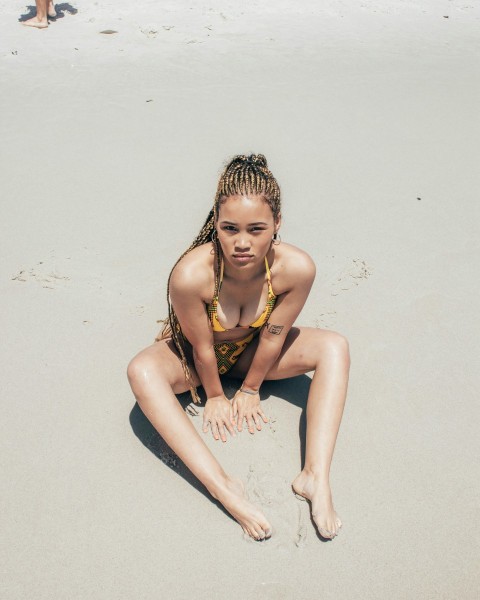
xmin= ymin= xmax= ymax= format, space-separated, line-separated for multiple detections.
xmin=19 ymin=3 xmax=78 ymax=22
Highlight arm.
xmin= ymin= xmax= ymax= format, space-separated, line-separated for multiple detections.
xmin=170 ymin=260 xmax=235 ymax=442
xmin=234 ymin=252 xmax=316 ymax=431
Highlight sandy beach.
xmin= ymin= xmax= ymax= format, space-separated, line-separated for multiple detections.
xmin=1 ymin=1 xmax=480 ymax=598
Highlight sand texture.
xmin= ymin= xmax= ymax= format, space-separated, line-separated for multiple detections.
xmin=1 ymin=1 xmax=480 ymax=599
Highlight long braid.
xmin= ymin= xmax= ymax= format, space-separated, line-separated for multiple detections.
xmin=159 ymin=210 xmax=219 ymax=404
xmin=159 ymin=154 xmax=281 ymax=404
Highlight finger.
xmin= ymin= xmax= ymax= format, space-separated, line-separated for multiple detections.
xmin=218 ymin=422 xmax=227 ymax=443
xmin=224 ymin=417 xmax=236 ymax=437
xmin=211 ymin=422 xmax=220 ymax=441
xmin=253 ymin=415 xmax=262 ymax=431
xmin=258 ymin=408 xmax=269 ymax=423
xmin=237 ymin=410 xmax=245 ymax=431
xmin=246 ymin=415 xmax=255 ymax=434
xmin=230 ymin=406 xmax=236 ymax=427
xmin=202 ymin=418 xmax=210 ymax=434
xmin=232 ymin=401 xmax=238 ymax=418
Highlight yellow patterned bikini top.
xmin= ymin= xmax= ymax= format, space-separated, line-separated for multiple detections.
xmin=207 ymin=257 xmax=277 ymax=333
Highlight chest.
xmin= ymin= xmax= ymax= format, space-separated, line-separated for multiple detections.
xmin=216 ymin=278 xmax=270 ymax=330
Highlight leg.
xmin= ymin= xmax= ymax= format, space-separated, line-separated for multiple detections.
xmin=230 ymin=327 xmax=350 ymax=539
xmin=23 ymin=0 xmax=49 ymax=27
xmin=127 ymin=339 xmax=271 ymax=540
xmin=48 ymin=1 xmax=57 ymax=18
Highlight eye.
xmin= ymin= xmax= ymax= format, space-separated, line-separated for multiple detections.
xmin=222 ymin=225 xmax=238 ymax=232
xmin=250 ymin=226 xmax=267 ymax=232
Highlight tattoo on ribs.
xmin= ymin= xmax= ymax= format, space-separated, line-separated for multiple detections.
xmin=266 ymin=323 xmax=284 ymax=335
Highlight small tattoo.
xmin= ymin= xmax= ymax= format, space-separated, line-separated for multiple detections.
xmin=267 ymin=323 xmax=284 ymax=335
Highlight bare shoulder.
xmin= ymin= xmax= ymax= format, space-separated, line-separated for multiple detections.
xmin=271 ymin=243 xmax=316 ymax=294
xmin=169 ymin=243 xmax=215 ymax=302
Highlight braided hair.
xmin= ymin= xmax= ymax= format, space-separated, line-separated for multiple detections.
xmin=159 ymin=154 xmax=281 ymax=403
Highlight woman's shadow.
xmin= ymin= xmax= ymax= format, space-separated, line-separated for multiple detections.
xmin=19 ymin=3 xmax=78 ymax=22
xmin=129 ymin=375 xmax=309 ymax=512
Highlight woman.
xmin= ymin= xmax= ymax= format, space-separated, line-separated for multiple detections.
xmin=127 ymin=154 xmax=350 ymax=541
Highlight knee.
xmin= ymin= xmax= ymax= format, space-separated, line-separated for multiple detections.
xmin=127 ymin=352 xmax=160 ymax=393
xmin=322 ymin=331 xmax=350 ymax=367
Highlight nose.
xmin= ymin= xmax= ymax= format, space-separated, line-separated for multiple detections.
xmin=234 ymin=232 xmax=251 ymax=251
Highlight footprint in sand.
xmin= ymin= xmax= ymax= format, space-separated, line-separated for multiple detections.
xmin=11 ymin=262 xmax=70 ymax=289
xmin=313 ymin=310 xmax=337 ymax=329
xmin=245 ymin=466 xmax=307 ymax=548
xmin=330 ymin=258 xmax=372 ymax=297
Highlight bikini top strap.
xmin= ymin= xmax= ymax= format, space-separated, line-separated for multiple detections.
xmin=264 ymin=256 xmax=271 ymax=279
xmin=264 ymin=256 xmax=274 ymax=293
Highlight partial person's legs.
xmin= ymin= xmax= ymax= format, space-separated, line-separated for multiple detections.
xmin=127 ymin=339 xmax=271 ymax=540
xmin=48 ymin=1 xmax=57 ymax=18
xmin=23 ymin=0 xmax=49 ymax=28
xmin=231 ymin=327 xmax=350 ymax=539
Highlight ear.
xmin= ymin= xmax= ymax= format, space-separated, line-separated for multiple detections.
xmin=274 ymin=213 xmax=282 ymax=233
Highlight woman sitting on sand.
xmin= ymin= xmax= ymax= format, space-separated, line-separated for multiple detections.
xmin=127 ymin=154 xmax=349 ymax=540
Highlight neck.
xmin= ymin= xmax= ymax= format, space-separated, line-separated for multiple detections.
xmin=221 ymin=252 xmax=270 ymax=282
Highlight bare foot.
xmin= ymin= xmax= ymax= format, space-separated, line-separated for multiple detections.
xmin=48 ymin=2 xmax=57 ymax=18
xmin=292 ymin=471 xmax=342 ymax=539
xmin=212 ymin=477 xmax=272 ymax=541
xmin=22 ymin=16 xmax=48 ymax=28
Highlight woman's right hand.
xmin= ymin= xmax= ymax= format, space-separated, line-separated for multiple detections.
xmin=203 ymin=395 xmax=237 ymax=442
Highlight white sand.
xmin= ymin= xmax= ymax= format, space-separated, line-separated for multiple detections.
xmin=1 ymin=1 xmax=480 ymax=598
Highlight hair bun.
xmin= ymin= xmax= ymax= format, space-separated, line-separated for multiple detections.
xmin=228 ymin=154 xmax=268 ymax=169
xmin=247 ymin=154 xmax=267 ymax=168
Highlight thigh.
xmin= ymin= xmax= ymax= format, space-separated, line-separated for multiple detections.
xmin=228 ymin=326 xmax=338 ymax=380
xmin=130 ymin=338 xmax=201 ymax=395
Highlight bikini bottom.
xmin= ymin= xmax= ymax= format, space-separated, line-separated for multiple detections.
xmin=214 ymin=330 xmax=258 ymax=375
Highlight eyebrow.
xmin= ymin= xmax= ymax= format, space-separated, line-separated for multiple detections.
xmin=220 ymin=220 xmax=269 ymax=226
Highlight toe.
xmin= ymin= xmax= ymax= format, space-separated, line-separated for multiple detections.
xmin=253 ymin=523 xmax=271 ymax=541
xmin=319 ymin=527 xmax=334 ymax=539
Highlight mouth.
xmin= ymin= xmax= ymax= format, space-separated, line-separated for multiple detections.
xmin=232 ymin=254 xmax=253 ymax=262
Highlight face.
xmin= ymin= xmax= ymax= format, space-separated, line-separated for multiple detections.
xmin=216 ymin=194 xmax=281 ymax=269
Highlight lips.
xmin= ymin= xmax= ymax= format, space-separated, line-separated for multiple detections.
xmin=233 ymin=254 xmax=253 ymax=262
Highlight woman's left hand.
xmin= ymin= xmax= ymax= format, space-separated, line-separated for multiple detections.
xmin=232 ymin=388 xmax=268 ymax=434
